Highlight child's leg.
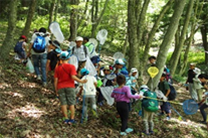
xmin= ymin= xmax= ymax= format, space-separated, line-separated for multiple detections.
xmin=61 ymin=105 xmax=68 ymax=119
xmin=83 ymin=96 xmax=89 ymax=119
xmin=90 ymin=96 xmax=97 ymax=116
xmin=116 ymin=102 xmax=129 ymax=132
xmin=142 ymin=109 xmax=150 ymax=134
xmin=197 ymin=89 xmax=203 ymax=102
xmin=149 ymin=112 xmax=154 ymax=132
xmin=69 ymin=105 xmax=75 ymax=119
xmin=163 ymin=102 xmax=171 ymax=117
xmin=199 ymin=103 xmax=208 ymax=122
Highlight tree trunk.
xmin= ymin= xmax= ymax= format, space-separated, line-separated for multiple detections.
xmin=201 ymin=25 xmax=208 ymax=64
xmin=127 ymin=0 xmax=139 ymax=70
xmin=69 ymin=0 xmax=78 ymax=41
xmin=179 ymin=0 xmax=200 ymax=75
xmin=142 ymin=0 xmax=174 ymax=75
xmin=169 ymin=0 xmax=195 ymax=76
xmin=147 ymin=0 xmax=187 ymax=88
xmin=48 ymin=0 xmax=56 ymax=27
xmin=22 ymin=0 xmax=37 ymax=37
xmin=54 ymin=0 xmax=61 ymax=22
xmin=91 ymin=0 xmax=109 ymax=38
xmin=0 ymin=0 xmax=18 ymax=62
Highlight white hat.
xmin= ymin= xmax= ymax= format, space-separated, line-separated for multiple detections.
xmin=130 ymin=68 xmax=138 ymax=78
xmin=75 ymin=36 xmax=83 ymax=41
xmin=190 ymin=63 xmax=196 ymax=66
xmin=115 ymin=59 xmax=125 ymax=65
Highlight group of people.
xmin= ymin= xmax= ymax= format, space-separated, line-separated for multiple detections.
xmin=14 ymin=27 xmax=208 ymax=136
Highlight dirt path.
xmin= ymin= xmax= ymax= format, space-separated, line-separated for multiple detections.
xmin=0 ymin=61 xmax=207 ymax=138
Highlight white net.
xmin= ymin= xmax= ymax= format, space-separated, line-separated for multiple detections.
xmin=49 ymin=22 xmax=65 ymax=43
xmin=113 ymin=52 xmax=124 ymax=60
xmin=69 ymin=55 xmax=78 ymax=70
xmin=96 ymin=29 xmax=108 ymax=45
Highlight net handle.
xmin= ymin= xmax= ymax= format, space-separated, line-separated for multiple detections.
xmin=143 ymin=96 xmax=183 ymax=105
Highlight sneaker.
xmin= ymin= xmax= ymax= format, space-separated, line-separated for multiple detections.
xmin=158 ymin=112 xmax=164 ymax=116
xmin=120 ymin=132 xmax=127 ymax=136
xmin=125 ymin=128 xmax=133 ymax=133
xmin=142 ymin=131 xmax=149 ymax=135
xmin=43 ymin=82 xmax=47 ymax=87
xmin=166 ymin=116 xmax=171 ymax=120
xmin=69 ymin=119 xmax=76 ymax=124
xmin=199 ymin=121 xmax=206 ymax=124
xmin=37 ymin=75 xmax=41 ymax=81
xmin=149 ymin=130 xmax=154 ymax=135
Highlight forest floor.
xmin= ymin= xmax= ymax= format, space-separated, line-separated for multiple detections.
xmin=0 ymin=55 xmax=208 ymax=138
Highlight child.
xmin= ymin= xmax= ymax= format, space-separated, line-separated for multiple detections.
xmin=111 ymin=75 xmax=142 ymax=136
xmin=14 ymin=35 xmax=27 ymax=63
xmin=158 ymin=73 xmax=171 ymax=120
xmin=148 ymin=56 xmax=156 ymax=66
xmin=46 ymin=40 xmax=62 ymax=76
xmin=54 ymin=51 xmax=87 ymax=125
xmin=140 ymin=85 xmax=158 ymax=135
xmin=126 ymin=68 xmax=138 ymax=95
xmin=77 ymin=68 xmax=97 ymax=121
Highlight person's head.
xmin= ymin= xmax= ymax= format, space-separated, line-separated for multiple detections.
xmin=103 ymin=65 xmax=111 ymax=75
xmin=115 ymin=59 xmax=125 ymax=69
xmin=80 ymin=68 xmax=89 ymax=76
xmin=39 ymin=27 xmax=47 ymax=33
xmin=75 ymin=36 xmax=83 ymax=47
xmin=139 ymin=85 xmax=149 ymax=93
xmin=20 ymin=35 xmax=27 ymax=42
xmin=83 ymin=37 xmax=89 ymax=44
xmin=116 ymin=75 xmax=126 ymax=86
xmin=49 ymin=40 xmax=60 ymax=50
xmin=148 ymin=56 xmax=156 ymax=65
xmin=189 ymin=63 xmax=196 ymax=69
xmin=160 ymin=73 xmax=166 ymax=82
xmin=59 ymin=51 xmax=70 ymax=61
xmin=198 ymin=74 xmax=208 ymax=83
xmin=130 ymin=68 xmax=138 ymax=77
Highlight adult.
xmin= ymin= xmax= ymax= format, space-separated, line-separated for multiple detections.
xmin=83 ymin=37 xmax=95 ymax=57
xmin=72 ymin=36 xmax=89 ymax=77
xmin=28 ymin=27 xmax=50 ymax=87
xmin=185 ymin=63 xmax=198 ymax=101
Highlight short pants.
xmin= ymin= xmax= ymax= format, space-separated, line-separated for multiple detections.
xmin=58 ymin=88 xmax=76 ymax=105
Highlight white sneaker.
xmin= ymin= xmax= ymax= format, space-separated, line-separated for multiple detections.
xmin=43 ymin=82 xmax=47 ymax=87
xmin=166 ymin=116 xmax=171 ymax=120
xmin=37 ymin=75 xmax=41 ymax=81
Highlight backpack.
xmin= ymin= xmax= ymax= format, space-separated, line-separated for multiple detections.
xmin=32 ymin=34 xmax=47 ymax=53
xmin=142 ymin=91 xmax=159 ymax=112
xmin=14 ymin=41 xmax=24 ymax=53
xmin=72 ymin=45 xmax=88 ymax=57
xmin=168 ymin=84 xmax=177 ymax=100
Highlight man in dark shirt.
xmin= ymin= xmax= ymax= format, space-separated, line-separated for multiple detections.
xmin=158 ymin=73 xmax=171 ymax=120
xmin=186 ymin=63 xmax=198 ymax=100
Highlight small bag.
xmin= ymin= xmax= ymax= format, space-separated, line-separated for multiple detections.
xmin=142 ymin=91 xmax=159 ymax=112
xmin=26 ymin=58 xmax=34 ymax=73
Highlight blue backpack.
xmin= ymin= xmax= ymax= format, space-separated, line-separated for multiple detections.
xmin=32 ymin=34 xmax=47 ymax=53
xmin=14 ymin=41 xmax=24 ymax=53
xmin=168 ymin=84 xmax=177 ymax=100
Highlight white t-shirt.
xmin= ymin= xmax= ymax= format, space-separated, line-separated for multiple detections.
xmin=30 ymin=32 xmax=50 ymax=55
xmin=80 ymin=75 xmax=97 ymax=96
xmin=72 ymin=45 xmax=89 ymax=62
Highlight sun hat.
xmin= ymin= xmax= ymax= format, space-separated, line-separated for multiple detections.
xmin=49 ymin=40 xmax=60 ymax=48
xmin=60 ymin=51 xmax=70 ymax=60
xmin=80 ymin=68 xmax=89 ymax=76
xmin=104 ymin=65 xmax=110 ymax=70
xmin=190 ymin=63 xmax=196 ymax=66
xmin=75 ymin=36 xmax=83 ymax=41
xmin=54 ymin=48 xmax=62 ymax=54
xmin=115 ymin=59 xmax=125 ymax=65
xmin=140 ymin=85 xmax=149 ymax=92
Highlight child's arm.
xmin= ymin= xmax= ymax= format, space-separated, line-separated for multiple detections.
xmin=54 ymin=77 xmax=58 ymax=96
xmin=165 ymin=89 xmax=171 ymax=97
xmin=77 ymin=86 xmax=83 ymax=98
xmin=126 ymin=87 xmax=142 ymax=99
xmin=72 ymin=75 xmax=87 ymax=83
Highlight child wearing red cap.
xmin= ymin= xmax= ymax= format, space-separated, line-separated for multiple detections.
xmin=14 ymin=35 xmax=28 ymax=63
